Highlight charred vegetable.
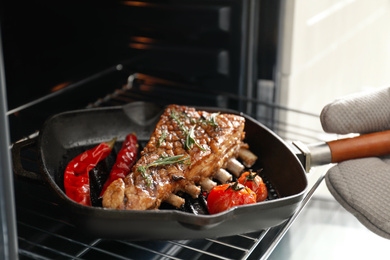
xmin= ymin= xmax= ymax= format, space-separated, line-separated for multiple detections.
xmin=99 ymin=133 xmax=138 ymax=198
xmin=237 ymin=170 xmax=268 ymax=202
xmin=64 ymin=138 xmax=116 ymax=206
xmin=207 ymin=182 xmax=256 ymax=214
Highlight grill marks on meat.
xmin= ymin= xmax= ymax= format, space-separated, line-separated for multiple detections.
xmin=102 ymin=104 xmax=245 ymax=210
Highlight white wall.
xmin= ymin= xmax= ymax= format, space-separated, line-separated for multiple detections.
xmin=276 ymin=0 xmax=390 ymax=141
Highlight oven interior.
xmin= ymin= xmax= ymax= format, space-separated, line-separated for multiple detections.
xmin=0 ymin=0 xmax=326 ymax=259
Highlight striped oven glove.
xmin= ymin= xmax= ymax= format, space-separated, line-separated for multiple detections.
xmin=320 ymin=86 xmax=390 ymax=239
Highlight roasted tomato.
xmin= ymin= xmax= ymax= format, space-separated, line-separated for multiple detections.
xmin=237 ymin=170 xmax=268 ymax=202
xmin=207 ymin=182 xmax=257 ymax=214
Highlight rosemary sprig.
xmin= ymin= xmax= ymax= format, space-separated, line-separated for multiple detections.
xmin=206 ymin=112 xmax=219 ymax=127
xmin=137 ymin=154 xmax=190 ymax=186
xmin=197 ymin=112 xmax=220 ymax=127
xmin=157 ymin=130 xmax=167 ymax=147
xmin=137 ymin=167 xmax=152 ymax=187
xmin=170 ymin=109 xmax=186 ymax=132
xmin=183 ymin=111 xmax=218 ymax=127
xmin=186 ymin=125 xmax=205 ymax=151
xmin=170 ymin=109 xmax=206 ymax=151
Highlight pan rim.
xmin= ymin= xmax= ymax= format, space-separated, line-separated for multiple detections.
xmin=36 ymin=102 xmax=308 ymax=235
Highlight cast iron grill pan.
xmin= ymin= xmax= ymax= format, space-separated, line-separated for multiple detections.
xmin=18 ymin=102 xmax=308 ymax=240
xmin=85 ymin=138 xmax=279 ymax=211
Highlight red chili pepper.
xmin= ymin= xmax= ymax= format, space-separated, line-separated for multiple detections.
xmin=64 ymin=138 xmax=116 ymax=206
xmin=207 ymin=182 xmax=256 ymax=214
xmin=99 ymin=133 xmax=138 ymax=198
xmin=237 ymin=170 xmax=268 ymax=202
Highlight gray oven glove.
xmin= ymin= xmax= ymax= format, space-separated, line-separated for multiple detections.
xmin=320 ymin=86 xmax=390 ymax=239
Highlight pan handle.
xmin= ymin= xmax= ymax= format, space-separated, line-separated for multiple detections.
xmin=326 ymin=130 xmax=390 ymax=163
xmin=12 ymin=136 xmax=46 ymax=184
xmin=294 ymin=130 xmax=390 ymax=172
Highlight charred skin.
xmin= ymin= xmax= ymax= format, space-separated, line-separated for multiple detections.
xmin=103 ymin=104 xmax=245 ymax=210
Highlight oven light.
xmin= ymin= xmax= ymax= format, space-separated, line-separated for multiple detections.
xmin=50 ymin=82 xmax=71 ymax=93
xmin=122 ymin=1 xmax=150 ymax=7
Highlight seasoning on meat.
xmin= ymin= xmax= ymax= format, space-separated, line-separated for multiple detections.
xmin=102 ymin=104 xmax=246 ymax=210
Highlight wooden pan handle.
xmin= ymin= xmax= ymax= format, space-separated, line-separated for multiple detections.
xmin=327 ymin=130 xmax=390 ymax=163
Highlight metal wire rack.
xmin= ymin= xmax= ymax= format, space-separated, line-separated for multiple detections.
xmin=11 ymin=71 xmax=325 ymax=260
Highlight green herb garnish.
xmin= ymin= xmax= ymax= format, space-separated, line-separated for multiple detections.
xmin=197 ymin=113 xmax=219 ymax=128
xmin=207 ymin=113 xmax=219 ymax=127
xmin=157 ymin=130 xmax=167 ymax=147
xmin=137 ymin=154 xmax=190 ymax=186
xmin=137 ymin=167 xmax=152 ymax=187
xmin=186 ymin=125 xmax=205 ymax=151
xmin=170 ymin=109 xmax=206 ymax=151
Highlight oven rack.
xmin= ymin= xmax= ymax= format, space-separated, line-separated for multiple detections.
xmin=14 ymin=138 xmax=325 ymax=260
xmin=15 ymin=173 xmax=269 ymax=260
xmin=10 ymin=71 xmax=325 ymax=259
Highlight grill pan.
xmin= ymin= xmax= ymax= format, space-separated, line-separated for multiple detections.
xmin=12 ymin=101 xmax=308 ymax=240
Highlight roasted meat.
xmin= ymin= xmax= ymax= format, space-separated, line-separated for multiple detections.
xmin=102 ymin=104 xmax=246 ymax=210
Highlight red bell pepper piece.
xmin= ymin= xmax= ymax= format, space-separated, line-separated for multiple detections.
xmin=64 ymin=138 xmax=116 ymax=206
xmin=99 ymin=133 xmax=138 ymax=198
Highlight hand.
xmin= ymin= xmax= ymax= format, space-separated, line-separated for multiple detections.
xmin=320 ymin=86 xmax=390 ymax=239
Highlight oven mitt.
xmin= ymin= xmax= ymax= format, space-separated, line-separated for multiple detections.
xmin=320 ymin=86 xmax=390 ymax=239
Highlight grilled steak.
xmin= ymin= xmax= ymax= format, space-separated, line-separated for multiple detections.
xmin=102 ymin=104 xmax=246 ymax=210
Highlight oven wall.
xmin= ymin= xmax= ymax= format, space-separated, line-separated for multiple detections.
xmin=0 ymin=30 xmax=18 ymax=260
xmin=1 ymin=0 xmax=280 ymax=114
